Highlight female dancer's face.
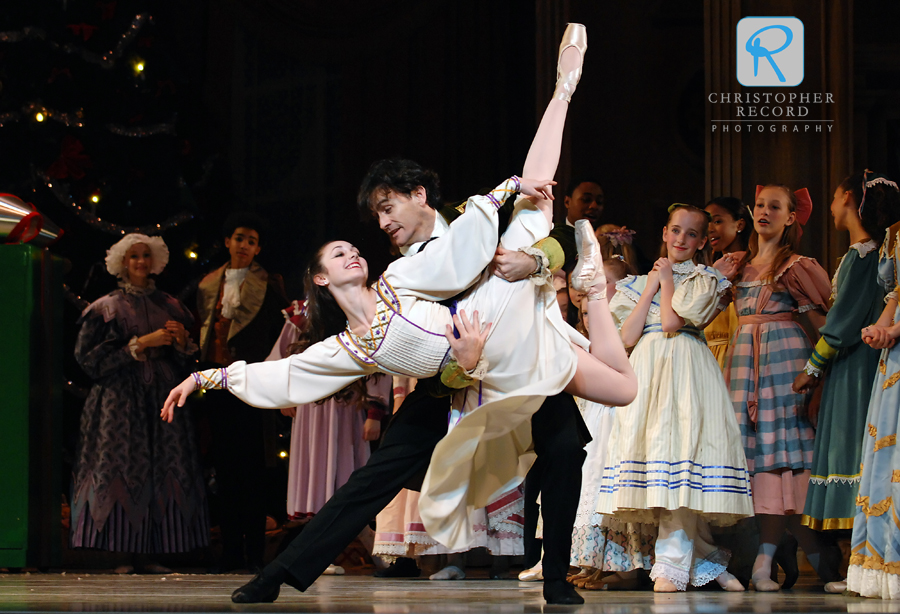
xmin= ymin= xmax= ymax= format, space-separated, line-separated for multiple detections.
xmin=314 ymin=241 xmax=369 ymax=289
xmin=753 ymin=187 xmax=796 ymax=239
xmin=662 ymin=209 xmax=707 ymax=263
xmin=123 ymin=242 xmax=152 ymax=284
xmin=829 ymin=185 xmax=855 ymax=231
xmin=705 ymin=204 xmax=744 ymax=253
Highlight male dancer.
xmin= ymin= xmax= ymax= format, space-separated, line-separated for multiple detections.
xmin=231 ymin=24 xmax=589 ymax=605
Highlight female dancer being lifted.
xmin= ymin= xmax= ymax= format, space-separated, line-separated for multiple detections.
xmin=162 ymin=23 xmax=636 ymax=553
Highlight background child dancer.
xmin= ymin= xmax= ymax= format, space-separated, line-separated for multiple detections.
xmin=794 ymin=171 xmax=900 ymax=551
xmin=596 ymin=204 xmax=753 ymax=592
xmin=704 ymin=197 xmax=752 ymax=369
xmin=569 ymin=254 xmax=656 ymax=591
xmin=723 ymin=185 xmax=840 ymax=592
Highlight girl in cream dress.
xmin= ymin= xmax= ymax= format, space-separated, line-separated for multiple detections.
xmin=596 ymin=205 xmax=753 ymax=592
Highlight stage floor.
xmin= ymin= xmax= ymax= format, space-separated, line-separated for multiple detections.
xmin=0 ymin=573 xmax=893 ymax=614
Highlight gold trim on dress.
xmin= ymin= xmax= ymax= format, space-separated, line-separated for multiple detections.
xmin=800 ymin=515 xmax=854 ymax=530
xmin=885 ymin=371 xmax=900 ymax=390
xmin=881 ymin=359 xmax=887 ymax=375
xmin=849 ymin=551 xmax=900 ymax=575
xmin=857 ymin=495 xmax=893 ymax=517
xmin=870 ymin=424 xmax=878 ymax=438
xmin=875 ymin=434 xmax=897 ymax=452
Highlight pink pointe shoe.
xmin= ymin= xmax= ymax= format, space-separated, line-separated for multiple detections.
xmin=570 ymin=219 xmax=606 ymax=299
xmin=554 ymin=23 xmax=588 ymax=102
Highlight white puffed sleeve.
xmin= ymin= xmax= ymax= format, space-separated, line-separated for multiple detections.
xmin=609 ymin=275 xmax=644 ymax=330
xmin=672 ymin=266 xmax=731 ymax=327
xmin=222 ymin=336 xmax=374 ymax=408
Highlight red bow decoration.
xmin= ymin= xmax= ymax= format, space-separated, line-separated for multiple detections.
xmin=755 ymin=185 xmax=813 ymax=238
xmin=46 ymin=136 xmax=93 ymax=180
xmin=66 ymin=23 xmax=98 ymax=41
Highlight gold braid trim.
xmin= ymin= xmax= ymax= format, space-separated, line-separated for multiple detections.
xmin=875 ymin=434 xmax=897 ymax=452
xmin=881 ymin=359 xmax=887 ymax=375
xmin=893 ymin=471 xmax=900 ymax=483
xmin=857 ymin=495 xmax=893 ymax=517
xmin=800 ymin=515 xmax=854 ymax=531
xmin=885 ymin=371 xmax=900 ymax=390
xmin=869 ymin=424 xmax=878 ymax=438
xmin=849 ymin=552 xmax=900 ymax=575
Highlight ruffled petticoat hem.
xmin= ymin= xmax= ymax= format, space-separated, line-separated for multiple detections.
xmin=649 ymin=548 xmax=729 ymax=591
xmin=604 ymin=507 xmax=749 ymax=528
xmin=848 ymin=564 xmax=900 ymax=600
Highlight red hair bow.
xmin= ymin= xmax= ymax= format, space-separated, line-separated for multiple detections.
xmin=755 ymin=185 xmax=813 ymax=237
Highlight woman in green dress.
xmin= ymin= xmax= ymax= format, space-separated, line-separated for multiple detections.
xmin=793 ymin=171 xmax=900 ymax=563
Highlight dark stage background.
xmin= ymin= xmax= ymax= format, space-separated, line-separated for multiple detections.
xmin=2 ymin=0 xmax=899 ymax=555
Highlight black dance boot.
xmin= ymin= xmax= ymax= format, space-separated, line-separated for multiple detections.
xmin=231 ymin=567 xmax=285 ymax=603
xmin=773 ymin=532 xmax=800 ymax=590
xmin=543 ymin=579 xmax=585 ymax=605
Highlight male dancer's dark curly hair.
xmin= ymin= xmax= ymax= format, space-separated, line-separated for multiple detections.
xmin=357 ymin=158 xmax=442 ymax=217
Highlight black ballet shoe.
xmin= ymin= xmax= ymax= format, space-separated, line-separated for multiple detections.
xmin=231 ymin=573 xmax=281 ymax=603
xmin=543 ymin=579 xmax=585 ymax=605
xmin=373 ymin=557 xmax=421 ymax=578
xmin=773 ymin=532 xmax=799 ymax=590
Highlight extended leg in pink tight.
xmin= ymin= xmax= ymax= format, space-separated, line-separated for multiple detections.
xmin=563 ymin=296 xmax=636 ymax=407
xmin=521 ymin=45 xmax=582 ymax=228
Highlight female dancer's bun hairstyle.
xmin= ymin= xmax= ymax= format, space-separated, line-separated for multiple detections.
xmin=839 ymin=171 xmax=900 ymax=244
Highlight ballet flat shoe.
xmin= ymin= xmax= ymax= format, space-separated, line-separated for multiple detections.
xmin=824 ymin=580 xmax=848 ymax=594
xmin=570 ymin=219 xmax=606 ymax=292
xmin=554 ymin=23 xmax=587 ymax=102
xmin=518 ymin=563 xmax=543 ymax=582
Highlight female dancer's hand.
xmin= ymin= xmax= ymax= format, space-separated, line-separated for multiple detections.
xmin=363 ymin=418 xmax=381 ymax=441
xmin=165 ymin=320 xmax=188 ymax=346
xmin=518 ymin=177 xmax=556 ymax=201
xmin=161 ymin=375 xmax=198 ymax=423
xmin=713 ymin=252 xmax=743 ymax=280
xmin=792 ymin=371 xmax=820 ymax=394
xmin=140 ymin=329 xmax=174 ymax=349
xmin=653 ymin=258 xmax=674 ymax=288
xmin=446 ymin=309 xmax=492 ymax=371
xmin=863 ymin=324 xmax=896 ymax=349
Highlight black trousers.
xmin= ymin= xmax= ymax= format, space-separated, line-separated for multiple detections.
xmin=269 ymin=389 xmax=586 ymax=589
xmin=208 ymin=390 xmax=267 ymax=569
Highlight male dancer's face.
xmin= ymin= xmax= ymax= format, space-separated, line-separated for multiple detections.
xmin=370 ymin=185 xmax=436 ymax=249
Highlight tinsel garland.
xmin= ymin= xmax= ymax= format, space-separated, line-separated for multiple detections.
xmin=0 ymin=103 xmax=176 ymax=136
xmin=0 ymin=14 xmax=153 ymax=69
xmin=39 ymin=172 xmax=194 ymax=236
